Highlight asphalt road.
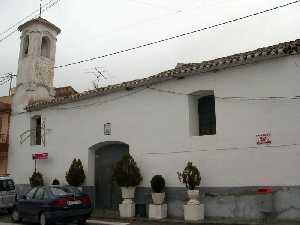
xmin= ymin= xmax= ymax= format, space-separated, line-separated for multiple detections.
xmin=0 ymin=211 xmax=130 ymax=225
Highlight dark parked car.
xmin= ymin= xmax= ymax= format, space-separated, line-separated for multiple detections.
xmin=0 ymin=176 xmax=16 ymax=212
xmin=11 ymin=185 xmax=92 ymax=225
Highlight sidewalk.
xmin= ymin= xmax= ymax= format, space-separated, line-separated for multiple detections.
xmin=90 ymin=216 xmax=300 ymax=225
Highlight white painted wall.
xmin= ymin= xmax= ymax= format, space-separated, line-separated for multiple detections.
xmin=8 ymin=54 xmax=300 ymax=188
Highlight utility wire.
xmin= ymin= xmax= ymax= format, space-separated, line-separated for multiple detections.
xmin=55 ymin=0 xmax=300 ymax=69
xmin=0 ymin=0 xmax=61 ymax=43
xmin=146 ymin=143 xmax=300 ymax=155
xmin=25 ymin=82 xmax=300 ymax=113
xmin=0 ymin=73 xmax=16 ymax=95
xmin=147 ymin=87 xmax=300 ymax=100
xmin=0 ymin=0 xmax=57 ymax=37
xmin=126 ymin=0 xmax=181 ymax=12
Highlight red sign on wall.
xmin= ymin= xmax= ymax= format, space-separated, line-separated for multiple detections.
xmin=256 ymin=133 xmax=271 ymax=145
xmin=32 ymin=153 xmax=48 ymax=160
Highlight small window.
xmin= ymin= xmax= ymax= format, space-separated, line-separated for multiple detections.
xmin=23 ymin=35 xmax=29 ymax=57
xmin=31 ymin=116 xmax=42 ymax=145
xmin=41 ymin=36 xmax=50 ymax=58
xmin=198 ymin=95 xmax=216 ymax=135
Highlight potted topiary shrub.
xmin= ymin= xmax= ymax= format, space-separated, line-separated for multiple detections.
xmin=29 ymin=171 xmax=44 ymax=187
xmin=177 ymin=161 xmax=201 ymax=205
xmin=65 ymin=158 xmax=86 ymax=188
xmin=113 ymin=154 xmax=142 ymax=217
xmin=178 ymin=162 xmax=203 ymax=221
xmin=151 ymin=175 xmax=166 ymax=205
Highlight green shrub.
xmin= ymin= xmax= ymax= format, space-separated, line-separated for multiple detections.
xmin=177 ymin=162 xmax=201 ymax=190
xmin=29 ymin=171 xmax=44 ymax=187
xmin=52 ymin=178 xmax=60 ymax=185
xmin=151 ymin=175 xmax=165 ymax=193
xmin=65 ymin=158 xmax=86 ymax=186
xmin=113 ymin=154 xmax=142 ymax=187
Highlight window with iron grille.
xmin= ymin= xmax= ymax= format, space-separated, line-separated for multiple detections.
xmin=198 ymin=95 xmax=216 ymax=135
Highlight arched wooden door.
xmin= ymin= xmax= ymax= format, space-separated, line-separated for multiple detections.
xmin=94 ymin=143 xmax=129 ymax=210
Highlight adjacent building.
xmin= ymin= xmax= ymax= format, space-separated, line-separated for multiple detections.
xmin=7 ymin=17 xmax=300 ymax=219
xmin=0 ymin=96 xmax=11 ymax=175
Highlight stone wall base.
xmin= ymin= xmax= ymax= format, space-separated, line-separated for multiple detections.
xmin=15 ymin=184 xmax=300 ymax=220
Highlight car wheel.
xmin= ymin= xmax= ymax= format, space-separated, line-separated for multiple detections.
xmin=40 ymin=212 xmax=48 ymax=225
xmin=7 ymin=207 xmax=13 ymax=214
xmin=78 ymin=218 xmax=87 ymax=225
xmin=11 ymin=208 xmax=22 ymax=223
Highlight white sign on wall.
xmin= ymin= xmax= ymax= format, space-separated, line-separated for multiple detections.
xmin=104 ymin=123 xmax=111 ymax=135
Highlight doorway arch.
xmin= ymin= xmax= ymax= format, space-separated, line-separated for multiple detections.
xmin=89 ymin=141 xmax=129 ymax=210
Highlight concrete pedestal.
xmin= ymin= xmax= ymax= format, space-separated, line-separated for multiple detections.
xmin=184 ymin=204 xmax=204 ymax=221
xmin=119 ymin=202 xmax=135 ymax=218
xmin=149 ymin=204 xmax=167 ymax=219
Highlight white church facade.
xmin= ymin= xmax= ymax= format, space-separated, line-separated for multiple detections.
xmin=8 ymin=17 xmax=300 ymax=219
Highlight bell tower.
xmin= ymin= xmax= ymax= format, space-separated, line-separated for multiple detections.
xmin=13 ymin=17 xmax=61 ymax=112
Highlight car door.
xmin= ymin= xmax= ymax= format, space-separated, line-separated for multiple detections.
xmin=29 ymin=187 xmax=48 ymax=221
xmin=18 ymin=187 xmax=38 ymax=219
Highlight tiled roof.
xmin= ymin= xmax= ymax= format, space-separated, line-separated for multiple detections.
xmin=18 ymin=17 xmax=61 ymax=34
xmin=55 ymin=86 xmax=78 ymax=98
xmin=25 ymin=39 xmax=300 ymax=111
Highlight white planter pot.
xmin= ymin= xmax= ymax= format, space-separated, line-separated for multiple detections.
xmin=121 ymin=186 xmax=136 ymax=204
xmin=152 ymin=192 xmax=165 ymax=205
xmin=184 ymin=204 xmax=204 ymax=221
xmin=187 ymin=189 xmax=200 ymax=205
xmin=149 ymin=204 xmax=167 ymax=219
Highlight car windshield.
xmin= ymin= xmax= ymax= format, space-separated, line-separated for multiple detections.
xmin=50 ymin=186 xmax=81 ymax=196
xmin=64 ymin=186 xmax=81 ymax=195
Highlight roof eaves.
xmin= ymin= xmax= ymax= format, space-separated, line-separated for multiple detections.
xmin=18 ymin=17 xmax=61 ymax=34
xmin=25 ymin=39 xmax=300 ymax=111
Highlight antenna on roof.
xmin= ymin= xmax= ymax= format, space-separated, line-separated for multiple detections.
xmin=39 ymin=0 xmax=42 ymax=17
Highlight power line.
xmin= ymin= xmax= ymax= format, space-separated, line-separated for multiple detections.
xmin=92 ymin=1 xmax=210 ymax=45
xmin=126 ymin=0 xmax=181 ymax=13
xmin=49 ymin=83 xmax=300 ymax=111
xmin=10 ymin=86 xmax=147 ymax=116
xmin=0 ymin=0 xmax=61 ymax=43
xmin=0 ymin=73 xmax=16 ymax=95
xmin=55 ymin=0 xmax=300 ymax=69
xmin=0 ymin=0 xmax=56 ymax=37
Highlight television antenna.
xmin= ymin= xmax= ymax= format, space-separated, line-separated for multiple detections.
xmin=39 ymin=0 xmax=42 ymax=17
